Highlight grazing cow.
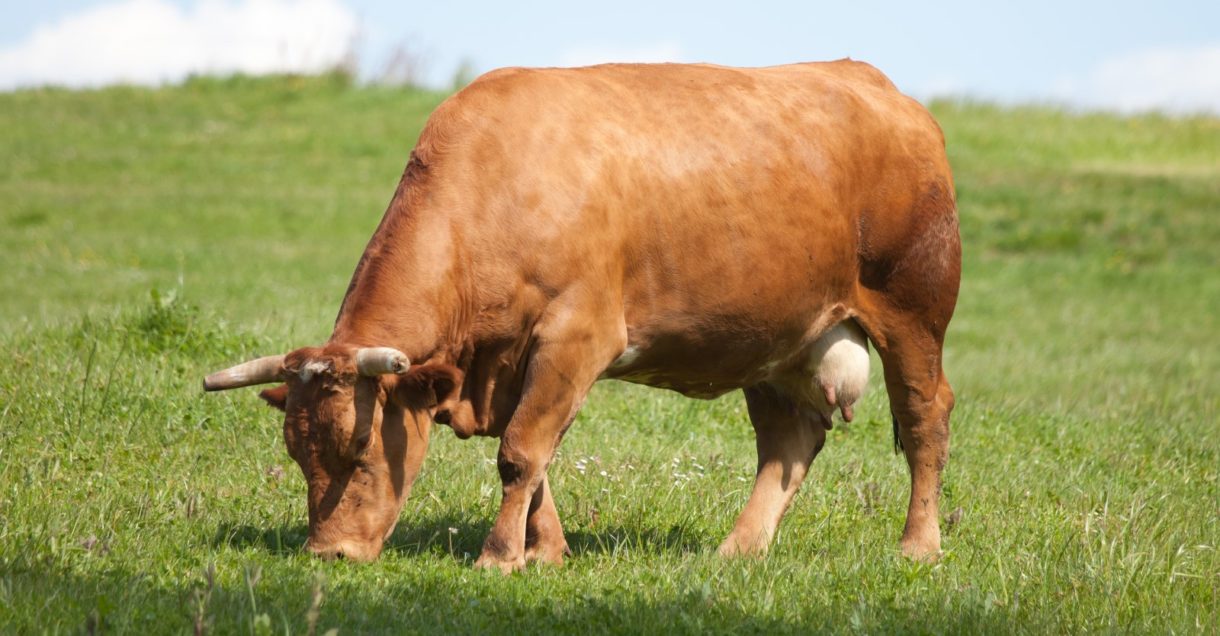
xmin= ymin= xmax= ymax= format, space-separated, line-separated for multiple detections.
xmin=204 ymin=60 xmax=960 ymax=572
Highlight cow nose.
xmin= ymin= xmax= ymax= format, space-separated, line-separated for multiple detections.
xmin=313 ymin=548 xmax=345 ymax=560
xmin=305 ymin=542 xmax=341 ymax=561
xmin=306 ymin=540 xmax=379 ymax=562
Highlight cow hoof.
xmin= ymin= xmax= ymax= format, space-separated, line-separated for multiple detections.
xmin=900 ymin=538 xmax=942 ymax=563
xmin=716 ymin=536 xmax=768 ymax=558
xmin=474 ymin=553 xmax=526 ymax=574
xmin=524 ymin=541 xmax=569 ymax=567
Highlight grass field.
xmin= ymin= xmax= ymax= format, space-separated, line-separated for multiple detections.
xmin=0 ymin=74 xmax=1217 ymax=634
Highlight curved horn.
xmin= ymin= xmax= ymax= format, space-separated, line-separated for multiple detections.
xmin=203 ymin=354 xmax=286 ymax=391
xmin=355 ymin=347 xmax=411 ymax=376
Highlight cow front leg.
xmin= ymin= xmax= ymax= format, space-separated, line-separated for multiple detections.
xmin=719 ymin=384 xmax=826 ymax=556
xmin=523 ymin=475 xmax=569 ymax=565
xmin=475 ymin=382 xmax=588 ymax=573
xmin=474 ymin=332 xmax=614 ymax=573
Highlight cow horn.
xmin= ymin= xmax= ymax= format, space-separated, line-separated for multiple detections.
xmin=355 ymin=347 xmax=411 ymax=375
xmin=203 ymin=354 xmax=287 ymax=391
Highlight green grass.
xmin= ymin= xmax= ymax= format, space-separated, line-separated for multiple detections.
xmin=1 ymin=75 xmax=1217 ymax=634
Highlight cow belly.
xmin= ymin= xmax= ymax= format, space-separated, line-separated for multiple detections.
xmin=601 ymin=337 xmax=777 ymax=398
xmin=601 ymin=319 xmax=869 ymax=406
xmin=602 ymin=356 xmax=743 ymax=399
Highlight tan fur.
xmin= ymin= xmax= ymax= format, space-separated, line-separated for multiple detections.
xmin=205 ymin=60 xmax=959 ymax=567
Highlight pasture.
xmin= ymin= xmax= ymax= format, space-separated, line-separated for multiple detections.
xmin=0 ymin=74 xmax=1216 ymax=633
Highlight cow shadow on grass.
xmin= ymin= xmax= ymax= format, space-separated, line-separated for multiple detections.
xmin=212 ymin=514 xmax=708 ymax=561
xmin=384 ymin=513 xmax=711 ymax=559
xmin=23 ymin=515 xmax=1054 ymax=634
xmin=8 ymin=558 xmax=1061 ymax=634
xmin=210 ymin=522 xmax=308 ymax=557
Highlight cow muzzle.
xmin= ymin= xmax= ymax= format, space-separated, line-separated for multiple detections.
xmin=305 ymin=538 xmax=383 ymax=562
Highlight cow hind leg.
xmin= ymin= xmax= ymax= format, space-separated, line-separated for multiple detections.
xmin=855 ymin=185 xmax=960 ymax=560
xmin=719 ymin=384 xmax=826 ymax=556
xmin=872 ymin=328 xmax=954 ymax=561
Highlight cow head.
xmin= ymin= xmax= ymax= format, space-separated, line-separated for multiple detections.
xmin=203 ymin=344 xmax=461 ymax=561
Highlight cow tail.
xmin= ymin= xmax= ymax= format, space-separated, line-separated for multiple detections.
xmin=891 ymin=411 xmax=903 ymax=454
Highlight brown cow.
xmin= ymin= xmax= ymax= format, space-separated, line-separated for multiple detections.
xmin=204 ymin=60 xmax=960 ymax=572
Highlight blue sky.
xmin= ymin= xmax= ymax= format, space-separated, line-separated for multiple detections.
xmin=3 ymin=1 xmax=1218 ymax=112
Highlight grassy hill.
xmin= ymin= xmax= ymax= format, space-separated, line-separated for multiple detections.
xmin=0 ymin=74 xmax=1216 ymax=633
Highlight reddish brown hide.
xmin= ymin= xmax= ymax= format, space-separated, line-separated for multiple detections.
xmin=204 ymin=60 xmax=960 ymax=569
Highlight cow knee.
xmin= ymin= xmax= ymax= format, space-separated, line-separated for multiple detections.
xmin=496 ymin=446 xmax=549 ymax=488
xmin=496 ymin=451 xmax=528 ymax=485
xmin=938 ymin=378 xmax=955 ymax=416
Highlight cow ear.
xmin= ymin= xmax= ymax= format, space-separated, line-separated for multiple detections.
xmin=394 ymin=363 xmax=463 ymax=409
xmin=258 ymin=384 xmax=289 ymax=412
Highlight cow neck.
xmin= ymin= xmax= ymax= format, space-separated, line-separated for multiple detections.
xmin=328 ymin=180 xmax=469 ymax=363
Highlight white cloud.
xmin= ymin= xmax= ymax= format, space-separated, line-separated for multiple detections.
xmin=0 ymin=0 xmax=359 ymax=90
xmin=559 ymin=41 xmax=685 ymax=68
xmin=1056 ymin=44 xmax=1220 ymax=114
